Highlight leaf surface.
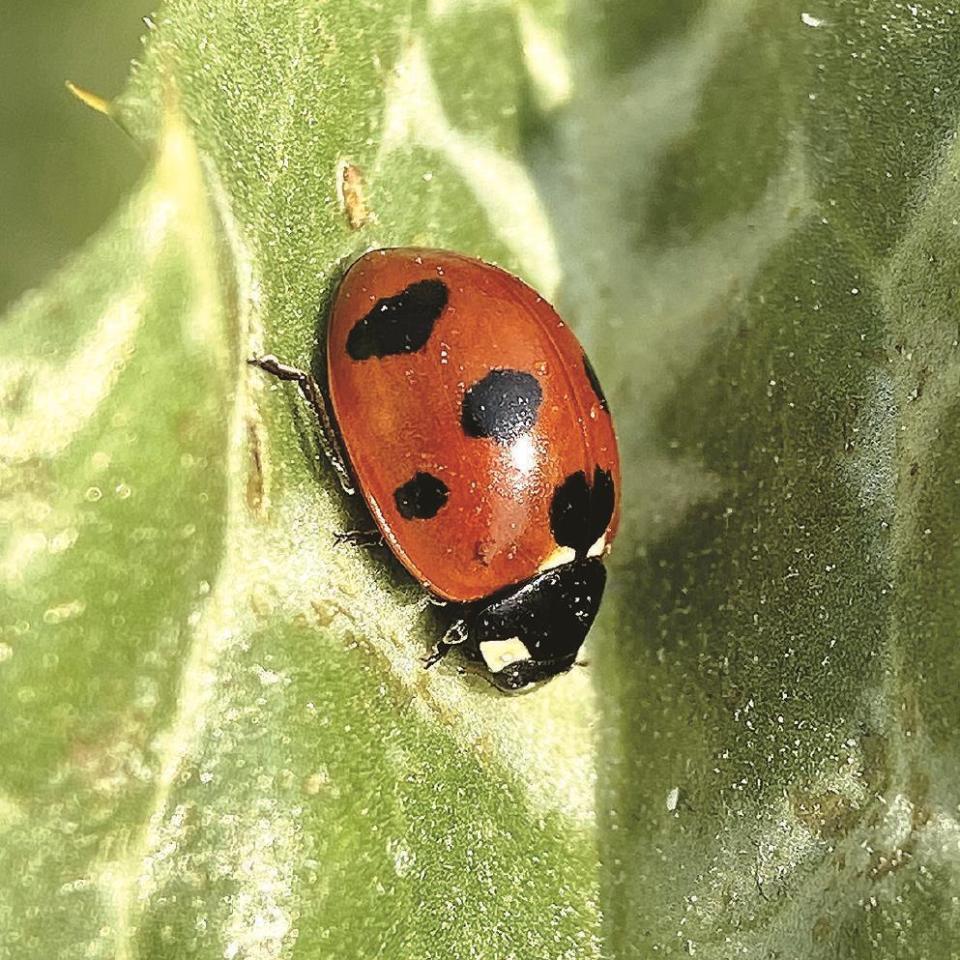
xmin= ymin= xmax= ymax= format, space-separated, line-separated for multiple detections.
xmin=4 ymin=1 xmax=960 ymax=958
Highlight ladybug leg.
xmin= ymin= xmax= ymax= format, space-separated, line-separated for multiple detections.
xmin=334 ymin=528 xmax=384 ymax=548
xmin=422 ymin=619 xmax=467 ymax=670
xmin=248 ymin=354 xmax=355 ymax=495
xmin=414 ymin=593 xmax=448 ymax=612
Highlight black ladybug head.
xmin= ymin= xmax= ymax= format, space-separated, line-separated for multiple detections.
xmin=464 ymin=558 xmax=606 ymax=693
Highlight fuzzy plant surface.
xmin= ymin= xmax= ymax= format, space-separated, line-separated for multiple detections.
xmin=2 ymin=1 xmax=960 ymax=958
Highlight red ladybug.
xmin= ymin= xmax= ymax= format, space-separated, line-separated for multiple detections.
xmin=252 ymin=248 xmax=620 ymax=691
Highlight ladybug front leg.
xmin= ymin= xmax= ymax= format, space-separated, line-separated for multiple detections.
xmin=422 ymin=619 xmax=468 ymax=669
xmin=248 ymin=354 xmax=355 ymax=495
xmin=334 ymin=529 xmax=384 ymax=548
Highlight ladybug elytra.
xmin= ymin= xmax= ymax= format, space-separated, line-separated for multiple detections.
xmin=252 ymin=248 xmax=620 ymax=691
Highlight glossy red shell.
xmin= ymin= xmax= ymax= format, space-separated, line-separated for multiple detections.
xmin=326 ymin=248 xmax=620 ymax=603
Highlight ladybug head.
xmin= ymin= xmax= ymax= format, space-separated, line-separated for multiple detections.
xmin=465 ymin=558 xmax=607 ymax=693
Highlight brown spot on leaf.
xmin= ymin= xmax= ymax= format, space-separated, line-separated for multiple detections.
xmin=338 ymin=160 xmax=372 ymax=230
xmin=246 ymin=415 xmax=266 ymax=513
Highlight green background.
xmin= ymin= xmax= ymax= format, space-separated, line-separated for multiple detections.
xmin=0 ymin=0 xmax=145 ymax=310
xmin=4 ymin=1 xmax=960 ymax=958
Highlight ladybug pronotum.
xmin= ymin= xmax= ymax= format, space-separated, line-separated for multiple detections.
xmin=252 ymin=248 xmax=620 ymax=692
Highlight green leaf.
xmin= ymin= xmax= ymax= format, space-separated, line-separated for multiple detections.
xmin=3 ymin=4 xmax=599 ymax=959
xmin=555 ymin=1 xmax=960 ymax=956
xmin=4 ymin=1 xmax=960 ymax=958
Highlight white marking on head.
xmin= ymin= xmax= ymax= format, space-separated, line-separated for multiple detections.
xmin=538 ymin=544 xmax=576 ymax=573
xmin=479 ymin=637 xmax=532 ymax=674
xmin=587 ymin=534 xmax=607 ymax=558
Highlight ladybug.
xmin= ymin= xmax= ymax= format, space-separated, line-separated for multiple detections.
xmin=252 ymin=248 xmax=620 ymax=691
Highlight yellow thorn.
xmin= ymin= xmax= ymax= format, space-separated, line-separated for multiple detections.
xmin=65 ymin=81 xmax=112 ymax=116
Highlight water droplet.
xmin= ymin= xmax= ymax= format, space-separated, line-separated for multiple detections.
xmin=49 ymin=528 xmax=79 ymax=554
xmin=387 ymin=838 xmax=416 ymax=877
xmin=303 ymin=768 xmax=329 ymax=795
xmin=43 ymin=600 xmax=86 ymax=624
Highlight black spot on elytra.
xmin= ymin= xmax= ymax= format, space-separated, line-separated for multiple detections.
xmin=394 ymin=472 xmax=449 ymax=520
xmin=549 ymin=467 xmax=615 ymax=555
xmin=346 ymin=279 xmax=448 ymax=360
xmin=461 ymin=369 xmax=543 ymax=444
xmin=583 ymin=354 xmax=609 ymax=413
